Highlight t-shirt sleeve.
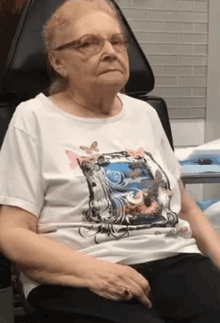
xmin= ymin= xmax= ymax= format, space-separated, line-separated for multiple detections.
xmin=150 ymin=108 xmax=181 ymax=181
xmin=0 ymin=126 xmax=44 ymax=218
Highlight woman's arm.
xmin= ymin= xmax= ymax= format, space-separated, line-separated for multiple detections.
xmin=0 ymin=205 xmax=97 ymax=287
xmin=0 ymin=205 xmax=152 ymax=307
xmin=178 ymin=179 xmax=220 ymax=269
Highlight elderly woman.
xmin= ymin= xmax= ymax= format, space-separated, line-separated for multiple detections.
xmin=0 ymin=0 xmax=220 ymax=322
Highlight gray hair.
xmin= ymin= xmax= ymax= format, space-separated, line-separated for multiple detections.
xmin=42 ymin=0 xmax=126 ymax=95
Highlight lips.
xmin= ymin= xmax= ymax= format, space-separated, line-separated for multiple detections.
xmin=100 ymin=69 xmax=121 ymax=74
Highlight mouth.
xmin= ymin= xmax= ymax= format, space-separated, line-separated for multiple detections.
xmin=100 ymin=69 xmax=121 ymax=74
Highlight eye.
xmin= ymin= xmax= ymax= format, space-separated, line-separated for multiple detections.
xmin=80 ymin=36 xmax=100 ymax=49
xmin=111 ymin=38 xmax=123 ymax=45
xmin=80 ymin=42 xmax=92 ymax=48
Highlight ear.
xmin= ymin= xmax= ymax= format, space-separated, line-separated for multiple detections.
xmin=49 ymin=50 xmax=67 ymax=77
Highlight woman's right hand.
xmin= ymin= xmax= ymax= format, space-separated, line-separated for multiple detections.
xmin=84 ymin=258 xmax=152 ymax=308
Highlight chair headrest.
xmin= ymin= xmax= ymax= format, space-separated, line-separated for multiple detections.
xmin=2 ymin=0 xmax=154 ymax=104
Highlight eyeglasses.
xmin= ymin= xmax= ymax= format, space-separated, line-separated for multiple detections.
xmin=54 ymin=33 xmax=129 ymax=55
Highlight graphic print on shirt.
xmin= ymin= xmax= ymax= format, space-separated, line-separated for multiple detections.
xmin=66 ymin=143 xmax=179 ymax=243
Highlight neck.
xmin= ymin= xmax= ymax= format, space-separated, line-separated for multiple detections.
xmin=66 ymin=86 xmax=122 ymax=117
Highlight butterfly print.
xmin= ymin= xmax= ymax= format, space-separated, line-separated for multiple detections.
xmin=140 ymin=178 xmax=152 ymax=186
xmin=80 ymin=141 xmax=99 ymax=154
xmin=65 ymin=150 xmax=81 ymax=169
xmin=154 ymin=170 xmax=168 ymax=190
xmin=127 ymin=168 xmax=139 ymax=179
xmin=79 ymin=154 xmax=100 ymax=168
xmin=66 ymin=150 xmax=100 ymax=169
xmin=126 ymin=147 xmax=145 ymax=158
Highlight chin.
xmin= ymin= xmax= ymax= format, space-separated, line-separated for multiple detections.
xmin=102 ymin=84 xmax=125 ymax=93
xmin=98 ymin=77 xmax=126 ymax=89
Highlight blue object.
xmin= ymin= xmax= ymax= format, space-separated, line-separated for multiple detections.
xmin=179 ymin=156 xmax=220 ymax=166
xmin=197 ymin=198 xmax=220 ymax=211
xmin=179 ymin=151 xmax=220 ymax=175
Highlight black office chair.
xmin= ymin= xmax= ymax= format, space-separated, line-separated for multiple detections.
xmin=0 ymin=1 xmax=174 ymax=322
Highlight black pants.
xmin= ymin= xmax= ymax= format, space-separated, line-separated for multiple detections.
xmin=27 ymin=253 xmax=220 ymax=323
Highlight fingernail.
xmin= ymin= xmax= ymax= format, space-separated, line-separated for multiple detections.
xmin=148 ymin=301 xmax=152 ymax=309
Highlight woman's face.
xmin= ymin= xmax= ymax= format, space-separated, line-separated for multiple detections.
xmin=51 ymin=10 xmax=130 ymax=93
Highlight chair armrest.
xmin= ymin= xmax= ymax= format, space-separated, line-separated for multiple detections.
xmin=0 ymin=100 xmax=16 ymax=150
xmin=0 ymin=252 xmax=12 ymax=289
xmin=0 ymin=252 xmax=14 ymax=323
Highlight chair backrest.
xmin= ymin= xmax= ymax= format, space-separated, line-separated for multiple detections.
xmin=1 ymin=0 xmax=154 ymax=102
xmin=0 ymin=0 xmax=27 ymax=86
xmin=0 ymin=2 xmax=174 ymax=322
xmin=0 ymin=0 xmax=174 ymax=151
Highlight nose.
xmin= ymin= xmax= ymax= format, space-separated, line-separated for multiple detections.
xmin=102 ymin=39 xmax=117 ymax=59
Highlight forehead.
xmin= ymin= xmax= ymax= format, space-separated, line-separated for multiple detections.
xmin=55 ymin=9 xmax=121 ymax=48
xmin=68 ymin=11 xmax=121 ymax=38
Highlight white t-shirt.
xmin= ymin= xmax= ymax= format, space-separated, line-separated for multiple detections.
xmin=0 ymin=92 xmax=202 ymax=299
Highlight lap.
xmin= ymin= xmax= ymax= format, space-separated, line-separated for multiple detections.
xmin=28 ymin=284 xmax=164 ymax=323
xmin=143 ymin=254 xmax=220 ymax=322
xmin=27 ymin=253 xmax=220 ymax=323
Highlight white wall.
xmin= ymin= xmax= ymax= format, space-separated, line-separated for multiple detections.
xmin=171 ymin=119 xmax=205 ymax=148
xmin=171 ymin=119 xmax=205 ymax=201
xmin=203 ymin=0 xmax=220 ymax=200
xmin=172 ymin=0 xmax=220 ymax=202
xmin=119 ymin=0 xmax=220 ymax=202
xmin=120 ymin=0 xmax=209 ymax=120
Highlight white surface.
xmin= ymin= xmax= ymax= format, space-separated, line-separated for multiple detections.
xmin=175 ymin=139 xmax=220 ymax=161
xmin=185 ymin=183 xmax=204 ymax=202
xmin=175 ymin=147 xmax=196 ymax=161
xmin=175 ymin=139 xmax=220 ymax=201
xmin=170 ymin=119 xmax=205 ymax=147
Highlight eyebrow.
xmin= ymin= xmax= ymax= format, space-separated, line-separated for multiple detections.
xmin=77 ymin=32 xmax=124 ymax=38
xmin=55 ymin=33 xmax=125 ymax=51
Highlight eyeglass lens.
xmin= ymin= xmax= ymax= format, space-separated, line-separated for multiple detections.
xmin=79 ymin=34 xmax=128 ymax=53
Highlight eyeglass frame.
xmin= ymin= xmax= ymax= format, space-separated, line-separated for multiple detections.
xmin=54 ymin=33 xmax=130 ymax=54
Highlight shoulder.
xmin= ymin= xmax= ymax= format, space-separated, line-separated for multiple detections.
xmin=8 ymin=93 xmax=48 ymax=139
xmin=14 ymin=93 xmax=49 ymax=114
xmin=118 ymin=92 xmax=159 ymax=119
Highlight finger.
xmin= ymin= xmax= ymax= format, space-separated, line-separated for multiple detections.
xmin=137 ymin=289 xmax=152 ymax=308
xmin=136 ymin=290 xmax=152 ymax=308
xmin=131 ymin=270 xmax=151 ymax=297
xmin=120 ymin=289 xmax=133 ymax=301
xmin=128 ymin=281 xmax=152 ymax=309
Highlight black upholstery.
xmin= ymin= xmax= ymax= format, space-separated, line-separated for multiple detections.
xmin=0 ymin=0 xmax=174 ymax=150
xmin=1 ymin=0 xmax=154 ymax=102
xmin=0 ymin=1 xmax=175 ymax=322
xmin=138 ymin=95 xmax=174 ymax=151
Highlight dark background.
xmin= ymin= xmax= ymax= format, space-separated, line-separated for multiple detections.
xmin=0 ymin=0 xmax=27 ymax=85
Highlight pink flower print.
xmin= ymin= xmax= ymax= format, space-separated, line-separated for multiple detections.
xmin=126 ymin=147 xmax=145 ymax=158
xmin=65 ymin=150 xmax=81 ymax=169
